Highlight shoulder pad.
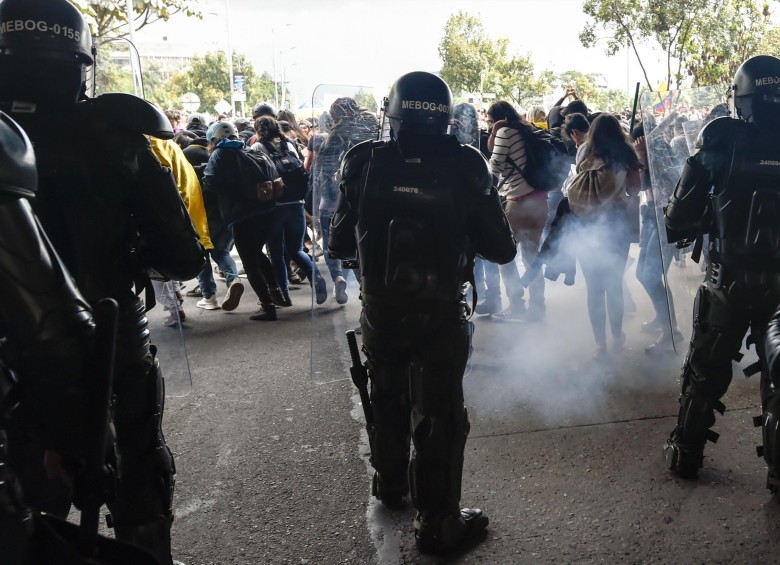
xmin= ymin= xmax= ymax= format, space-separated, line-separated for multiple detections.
xmin=696 ymin=116 xmax=737 ymax=151
xmin=455 ymin=143 xmax=492 ymax=194
xmin=86 ymin=94 xmax=174 ymax=139
xmin=341 ymin=139 xmax=379 ymax=182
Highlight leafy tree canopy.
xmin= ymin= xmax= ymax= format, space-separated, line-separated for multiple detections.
xmin=164 ymin=51 xmax=275 ymax=114
xmin=70 ymin=0 xmax=202 ymax=39
xmin=438 ymin=12 xmax=541 ymax=107
xmin=580 ymin=0 xmax=774 ymax=91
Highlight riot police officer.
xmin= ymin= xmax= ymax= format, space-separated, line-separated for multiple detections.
xmin=0 ymin=112 xmax=158 ymax=565
xmin=663 ymin=55 xmax=780 ymax=489
xmin=329 ymin=71 xmax=516 ymax=553
xmin=0 ymin=0 xmax=205 ymax=562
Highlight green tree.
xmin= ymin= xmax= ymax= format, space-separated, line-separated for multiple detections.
xmin=438 ymin=12 xmax=539 ymax=106
xmin=143 ymin=62 xmax=180 ymax=109
xmin=71 ymin=0 xmax=202 ymax=39
xmin=683 ymin=0 xmax=771 ymax=91
xmin=167 ymin=51 xmax=275 ymax=114
xmin=580 ymin=0 xmax=710 ymax=90
xmin=93 ymin=45 xmax=133 ymax=96
xmin=539 ymin=70 xmax=629 ymax=112
xmin=354 ymin=89 xmax=378 ymax=113
xmin=758 ymin=21 xmax=780 ymax=55
xmin=580 ymin=0 xmax=775 ymax=91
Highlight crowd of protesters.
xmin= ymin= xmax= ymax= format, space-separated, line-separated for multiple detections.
xmin=158 ymin=88 xmax=722 ymax=357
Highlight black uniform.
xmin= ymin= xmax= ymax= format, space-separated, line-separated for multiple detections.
xmin=0 ymin=1 xmax=205 ymax=561
xmin=663 ymin=114 xmax=780 ymax=483
xmin=0 ymin=112 xmax=163 ymax=563
xmin=329 ymin=131 xmax=515 ymax=546
xmin=4 ymin=95 xmax=204 ymax=563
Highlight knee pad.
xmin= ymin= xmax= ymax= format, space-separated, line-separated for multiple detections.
xmin=109 ymin=356 xmax=174 ymax=528
xmin=409 ymin=408 xmax=470 ymax=515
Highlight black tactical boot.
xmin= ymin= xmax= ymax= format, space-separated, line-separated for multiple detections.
xmin=414 ymin=508 xmax=489 ymax=553
xmin=663 ymin=426 xmax=704 ymax=479
xmin=372 ymin=471 xmax=408 ymax=507
xmin=113 ymin=516 xmax=174 ymax=565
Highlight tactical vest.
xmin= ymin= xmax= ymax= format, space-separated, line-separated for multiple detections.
xmin=355 ymin=142 xmax=474 ymax=304
xmin=711 ymin=120 xmax=780 ymax=271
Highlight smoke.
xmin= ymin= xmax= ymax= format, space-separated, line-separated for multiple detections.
xmin=465 ymin=219 xmax=688 ymax=430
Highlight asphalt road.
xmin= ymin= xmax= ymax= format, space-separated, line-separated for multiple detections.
xmin=143 ymin=254 xmax=780 ymax=564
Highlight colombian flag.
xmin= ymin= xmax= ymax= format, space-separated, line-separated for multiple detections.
xmin=653 ymin=82 xmax=672 ymax=112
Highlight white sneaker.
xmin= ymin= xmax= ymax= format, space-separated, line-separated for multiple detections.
xmin=334 ymin=276 xmax=348 ymax=304
xmin=196 ymin=295 xmax=220 ymax=310
xmin=221 ymin=280 xmax=244 ymax=311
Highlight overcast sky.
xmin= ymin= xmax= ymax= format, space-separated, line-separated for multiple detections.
xmin=135 ymin=0 xmax=668 ymax=108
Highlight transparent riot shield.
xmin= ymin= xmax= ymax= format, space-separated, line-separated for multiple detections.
xmin=87 ymin=37 xmax=145 ymax=99
xmin=309 ymin=84 xmax=380 ymax=383
xmin=145 ymin=278 xmax=192 ymax=397
xmin=641 ymin=86 xmax=727 ymax=352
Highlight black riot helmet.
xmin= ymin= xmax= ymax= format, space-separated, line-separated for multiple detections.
xmin=252 ymin=102 xmax=276 ymax=119
xmin=0 ymin=111 xmax=37 ymax=199
xmin=384 ymin=71 xmax=453 ymax=136
xmin=731 ymin=55 xmax=780 ymax=125
xmin=0 ymin=0 xmax=93 ymax=106
xmin=0 ymin=0 xmax=92 ymax=65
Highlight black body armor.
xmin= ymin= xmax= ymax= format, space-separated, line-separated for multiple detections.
xmin=330 ymin=135 xmax=515 ymax=305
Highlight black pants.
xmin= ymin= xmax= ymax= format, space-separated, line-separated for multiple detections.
xmin=232 ymin=212 xmax=278 ymax=304
xmin=361 ymin=302 xmax=471 ymax=516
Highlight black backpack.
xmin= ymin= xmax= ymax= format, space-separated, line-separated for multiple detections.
xmin=256 ymin=140 xmax=310 ymax=202
xmin=516 ymin=125 xmax=574 ymax=192
xmin=234 ymin=148 xmax=280 ymax=202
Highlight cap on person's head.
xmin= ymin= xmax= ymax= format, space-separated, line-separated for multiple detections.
xmin=187 ymin=113 xmax=207 ymax=127
xmin=252 ymin=102 xmax=276 ymax=119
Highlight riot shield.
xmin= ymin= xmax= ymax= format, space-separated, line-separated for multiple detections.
xmin=309 ymin=84 xmax=380 ymax=383
xmin=641 ymin=86 xmax=727 ymax=352
xmin=87 ymin=37 xmax=145 ymax=99
xmin=145 ymin=278 xmax=192 ymax=397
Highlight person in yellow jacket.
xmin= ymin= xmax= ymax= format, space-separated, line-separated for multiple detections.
xmin=150 ymin=136 xmax=212 ymax=249
xmin=150 ymin=136 xmax=234 ymax=322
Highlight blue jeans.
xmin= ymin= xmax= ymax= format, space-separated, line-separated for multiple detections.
xmin=319 ymin=210 xmax=344 ymax=282
xmin=268 ymin=202 xmax=323 ymax=292
xmin=197 ymin=222 xmax=238 ymax=298
xmin=544 ymin=190 xmax=564 ymax=240
xmin=474 ymin=257 xmax=501 ymax=301
xmin=636 ymin=205 xmax=677 ymax=326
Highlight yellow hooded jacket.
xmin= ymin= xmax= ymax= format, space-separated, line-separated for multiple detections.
xmin=150 ymin=136 xmax=213 ymax=250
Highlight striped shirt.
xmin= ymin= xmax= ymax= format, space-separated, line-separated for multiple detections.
xmin=489 ymin=125 xmax=534 ymax=198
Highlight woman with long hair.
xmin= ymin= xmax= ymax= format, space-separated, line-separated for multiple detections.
xmin=253 ymin=115 xmax=328 ymax=306
xmin=486 ymin=100 xmax=547 ymax=320
xmin=569 ymin=113 xmax=642 ymax=358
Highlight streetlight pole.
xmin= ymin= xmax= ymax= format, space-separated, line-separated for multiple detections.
xmin=125 ymin=0 xmax=143 ymax=97
xmin=272 ymin=27 xmax=279 ymax=110
xmin=224 ymin=0 xmax=235 ymax=116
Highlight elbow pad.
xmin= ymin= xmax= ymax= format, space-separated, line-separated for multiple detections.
xmin=665 ymin=156 xmax=710 ymax=242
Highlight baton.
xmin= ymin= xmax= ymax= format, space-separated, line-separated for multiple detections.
xmin=629 ymin=82 xmax=641 ymax=133
xmin=346 ymin=330 xmax=373 ymax=426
